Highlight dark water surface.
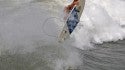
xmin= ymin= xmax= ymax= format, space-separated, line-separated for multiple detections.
xmin=80 ymin=40 xmax=125 ymax=70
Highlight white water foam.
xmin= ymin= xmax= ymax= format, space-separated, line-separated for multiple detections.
xmin=73 ymin=0 xmax=125 ymax=49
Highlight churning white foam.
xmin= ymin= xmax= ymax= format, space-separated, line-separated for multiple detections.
xmin=72 ymin=0 xmax=125 ymax=49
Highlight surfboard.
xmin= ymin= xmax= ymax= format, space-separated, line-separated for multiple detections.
xmin=58 ymin=0 xmax=85 ymax=42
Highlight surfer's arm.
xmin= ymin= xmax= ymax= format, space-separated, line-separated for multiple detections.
xmin=64 ymin=0 xmax=79 ymax=12
xmin=63 ymin=0 xmax=79 ymax=20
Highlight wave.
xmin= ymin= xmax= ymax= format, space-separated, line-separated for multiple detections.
xmin=0 ymin=0 xmax=125 ymax=70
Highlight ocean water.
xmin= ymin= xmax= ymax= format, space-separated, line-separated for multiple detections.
xmin=0 ymin=0 xmax=125 ymax=70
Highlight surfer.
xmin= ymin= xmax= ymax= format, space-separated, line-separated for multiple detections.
xmin=63 ymin=0 xmax=80 ymax=33
xmin=58 ymin=0 xmax=85 ymax=42
xmin=64 ymin=0 xmax=79 ymax=20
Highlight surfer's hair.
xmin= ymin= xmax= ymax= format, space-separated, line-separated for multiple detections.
xmin=74 ymin=0 xmax=78 ymax=1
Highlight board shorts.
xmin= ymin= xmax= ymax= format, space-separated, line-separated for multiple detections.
xmin=66 ymin=7 xmax=79 ymax=34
